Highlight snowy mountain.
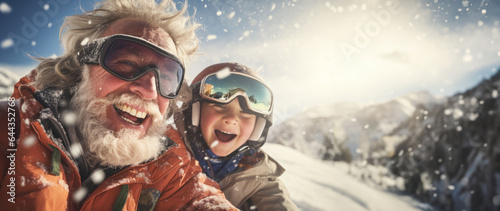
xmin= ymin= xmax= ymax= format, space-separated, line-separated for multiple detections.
xmin=388 ymin=70 xmax=500 ymax=211
xmin=0 ymin=67 xmax=20 ymax=100
xmin=269 ymin=91 xmax=440 ymax=161
xmin=269 ymin=69 xmax=500 ymax=211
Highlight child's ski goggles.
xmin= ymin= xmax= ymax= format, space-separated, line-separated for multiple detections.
xmin=199 ymin=72 xmax=273 ymax=115
xmin=77 ymin=34 xmax=185 ymax=99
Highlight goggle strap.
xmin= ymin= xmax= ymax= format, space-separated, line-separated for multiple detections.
xmin=191 ymin=101 xmax=201 ymax=127
xmin=248 ymin=117 xmax=266 ymax=141
xmin=78 ymin=37 xmax=106 ymax=65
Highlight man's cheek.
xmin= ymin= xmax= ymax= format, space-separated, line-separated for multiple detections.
xmin=159 ymin=100 xmax=170 ymax=116
xmin=104 ymin=106 xmax=117 ymax=130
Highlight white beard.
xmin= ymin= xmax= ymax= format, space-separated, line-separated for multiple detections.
xmin=71 ymin=70 xmax=168 ymax=167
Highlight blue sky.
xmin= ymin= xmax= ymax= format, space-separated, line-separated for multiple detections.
xmin=1 ymin=0 xmax=500 ymax=122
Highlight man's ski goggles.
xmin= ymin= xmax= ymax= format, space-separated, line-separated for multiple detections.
xmin=77 ymin=34 xmax=185 ymax=99
xmin=199 ymin=72 xmax=273 ymax=115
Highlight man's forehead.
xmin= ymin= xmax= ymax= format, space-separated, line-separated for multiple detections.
xmin=101 ymin=18 xmax=177 ymax=55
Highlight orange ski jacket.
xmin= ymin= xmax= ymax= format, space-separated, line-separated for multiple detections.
xmin=0 ymin=73 xmax=238 ymax=211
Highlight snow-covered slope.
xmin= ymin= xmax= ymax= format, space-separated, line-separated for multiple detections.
xmin=0 ymin=67 xmax=20 ymax=100
xmin=262 ymin=143 xmax=435 ymax=211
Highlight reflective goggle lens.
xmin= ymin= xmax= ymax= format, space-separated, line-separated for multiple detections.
xmin=201 ymin=73 xmax=273 ymax=114
xmin=102 ymin=39 xmax=183 ymax=98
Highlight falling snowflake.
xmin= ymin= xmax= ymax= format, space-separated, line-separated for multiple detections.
xmin=62 ymin=111 xmax=77 ymax=126
xmin=80 ymin=37 xmax=90 ymax=46
xmin=215 ymin=67 xmax=231 ymax=79
xmin=493 ymin=195 xmax=500 ymax=206
xmin=453 ymin=108 xmax=464 ymax=119
xmin=70 ymin=143 xmax=83 ymax=158
xmin=462 ymin=0 xmax=469 ymax=7
xmin=73 ymin=187 xmax=88 ymax=203
xmin=0 ymin=2 xmax=12 ymax=14
xmin=206 ymin=35 xmax=217 ymax=41
xmin=469 ymin=113 xmax=479 ymax=121
xmin=1 ymin=38 xmax=14 ymax=49
xmin=228 ymin=11 xmax=235 ymax=19
xmin=210 ymin=140 xmax=219 ymax=149
xmin=23 ymin=135 xmax=37 ymax=148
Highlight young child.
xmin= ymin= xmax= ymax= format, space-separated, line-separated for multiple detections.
xmin=176 ymin=63 xmax=298 ymax=210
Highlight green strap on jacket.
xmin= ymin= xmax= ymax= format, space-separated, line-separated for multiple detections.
xmin=49 ymin=145 xmax=61 ymax=176
xmin=49 ymin=143 xmax=129 ymax=210
xmin=113 ymin=184 xmax=129 ymax=211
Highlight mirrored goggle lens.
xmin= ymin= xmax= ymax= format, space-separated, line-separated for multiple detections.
xmin=103 ymin=39 xmax=183 ymax=98
xmin=201 ymin=73 xmax=272 ymax=113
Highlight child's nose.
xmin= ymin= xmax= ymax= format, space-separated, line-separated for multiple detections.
xmin=223 ymin=113 xmax=238 ymax=125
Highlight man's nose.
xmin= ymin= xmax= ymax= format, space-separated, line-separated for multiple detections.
xmin=129 ymin=71 xmax=158 ymax=100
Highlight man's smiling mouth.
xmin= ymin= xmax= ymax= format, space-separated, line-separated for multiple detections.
xmin=215 ymin=129 xmax=237 ymax=143
xmin=113 ymin=103 xmax=148 ymax=125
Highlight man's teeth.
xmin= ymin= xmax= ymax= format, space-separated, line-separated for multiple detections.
xmin=121 ymin=117 xmax=137 ymax=124
xmin=115 ymin=104 xmax=148 ymax=119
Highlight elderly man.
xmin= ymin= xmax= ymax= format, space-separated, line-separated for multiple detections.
xmin=0 ymin=0 xmax=237 ymax=210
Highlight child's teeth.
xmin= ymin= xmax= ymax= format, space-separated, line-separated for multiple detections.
xmin=221 ymin=130 xmax=233 ymax=135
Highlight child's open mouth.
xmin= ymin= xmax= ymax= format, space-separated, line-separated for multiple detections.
xmin=214 ymin=129 xmax=236 ymax=143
